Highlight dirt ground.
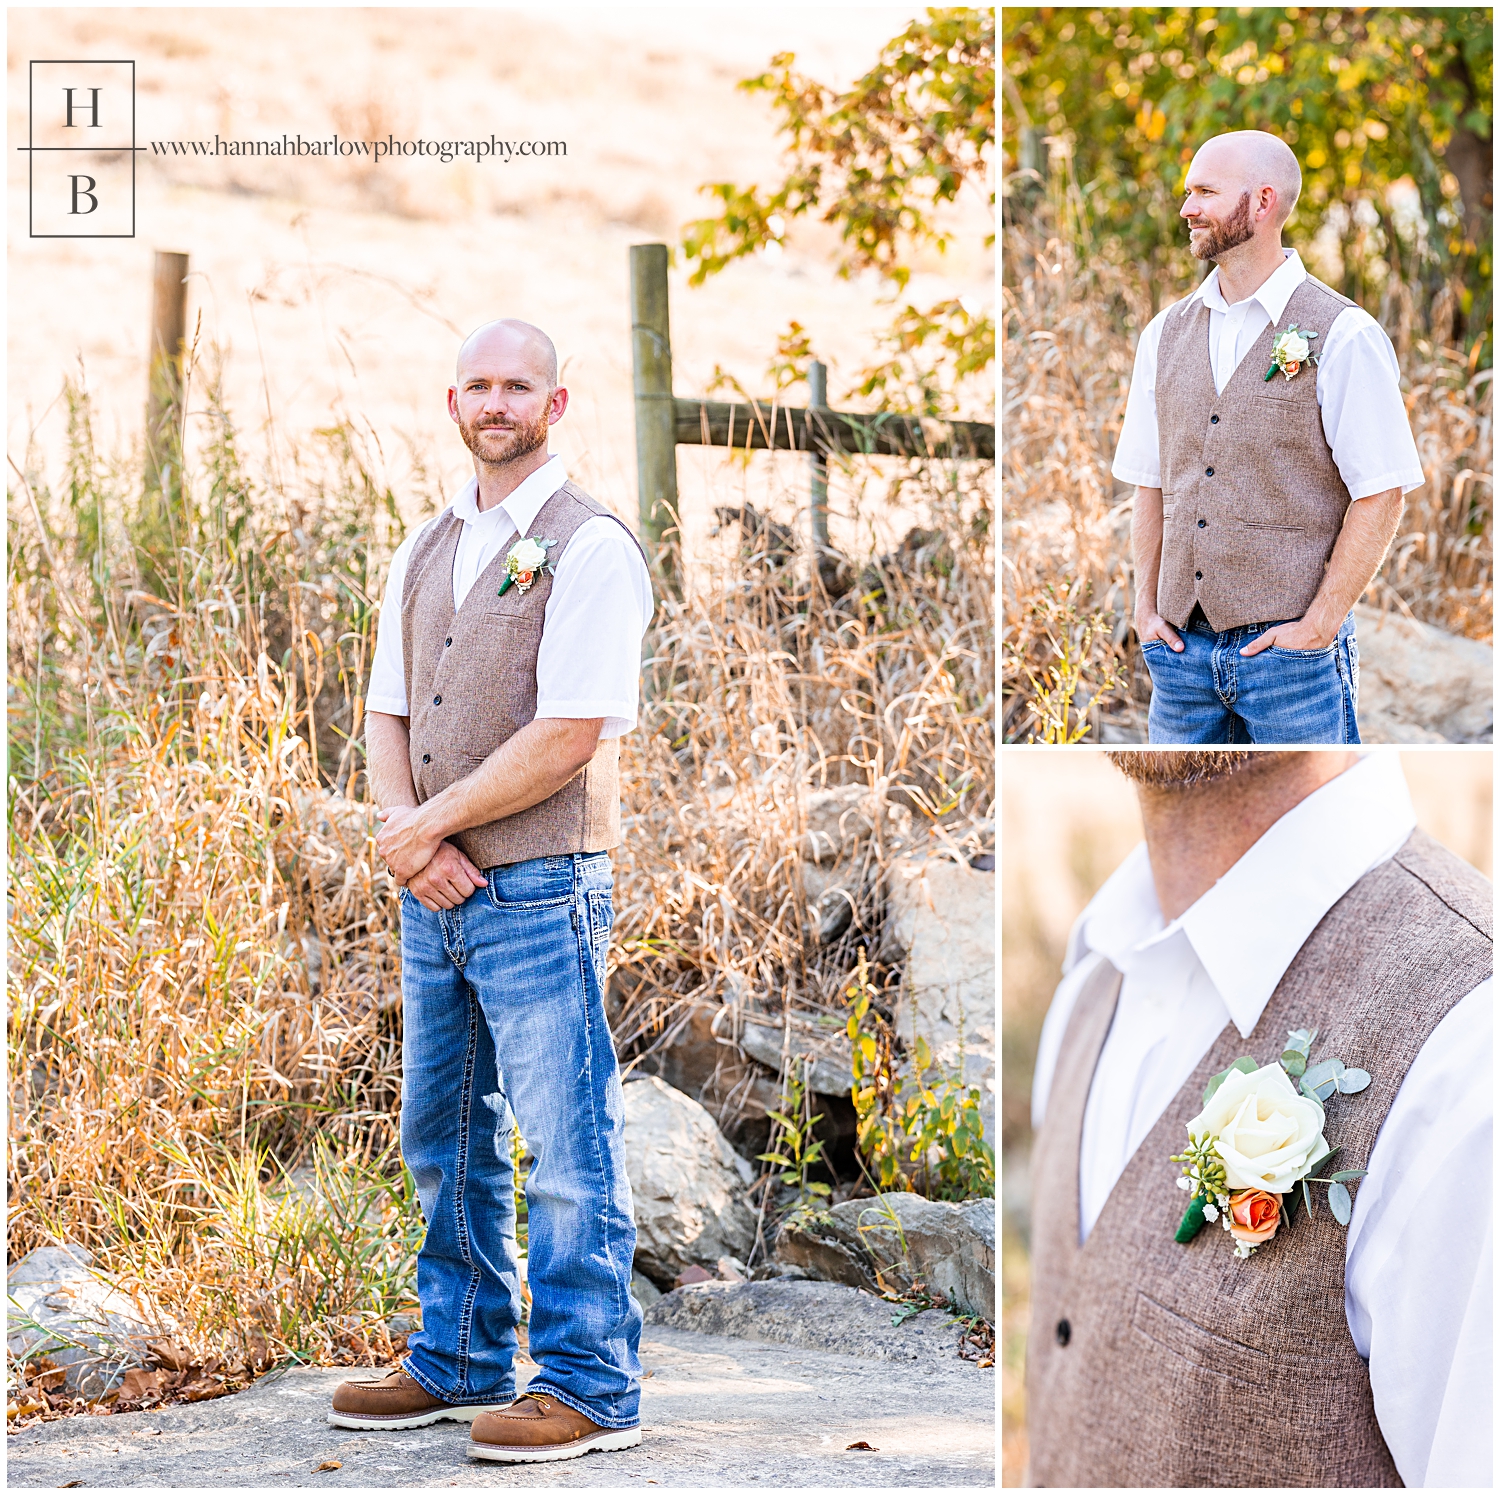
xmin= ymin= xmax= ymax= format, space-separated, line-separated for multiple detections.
xmin=7 ymin=7 xmax=993 ymax=570
xmin=7 ymin=1290 xmax=996 ymax=1489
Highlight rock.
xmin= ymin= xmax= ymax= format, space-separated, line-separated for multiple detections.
xmin=626 ymin=1000 xmax=784 ymax=1154
xmin=630 ymin=1271 xmax=662 ymax=1309
xmin=7 ymin=1244 xmax=173 ymax=1399
xmin=801 ymin=784 xmax=913 ymax=864
xmin=737 ymin=1018 xmax=855 ymax=1099
xmin=1350 ymin=605 xmax=1493 ymax=743
xmin=644 ymin=1278 xmax=970 ymax=1361
xmin=882 ymin=857 xmax=997 ymax=1138
xmin=774 ymin=1193 xmax=996 ymax=1321
xmin=623 ymin=1076 xmax=758 ymax=1286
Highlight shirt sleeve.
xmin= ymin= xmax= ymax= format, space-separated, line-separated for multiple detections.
xmin=366 ymin=529 xmax=419 ymax=718
xmin=536 ymin=515 xmax=654 ymax=738
xmin=1345 ymin=979 xmax=1493 ymax=1487
xmin=1317 ymin=308 xmax=1428 ymax=500
xmin=1110 ymin=307 xmax=1170 ymax=489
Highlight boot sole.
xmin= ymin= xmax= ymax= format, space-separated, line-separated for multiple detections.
xmin=327 ymin=1403 xmax=504 ymax=1431
xmin=468 ymin=1427 xmax=643 ymax=1463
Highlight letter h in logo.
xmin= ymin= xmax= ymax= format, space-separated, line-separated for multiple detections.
xmin=27 ymin=60 xmax=136 ymax=237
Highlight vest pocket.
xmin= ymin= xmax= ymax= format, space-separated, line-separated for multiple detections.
xmin=1129 ymin=1291 xmax=1271 ymax=1387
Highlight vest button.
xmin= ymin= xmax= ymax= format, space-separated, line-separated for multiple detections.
xmin=1210 ymin=414 xmax=1220 ymax=424
xmin=1205 ymin=466 xmax=1215 ymax=476
xmin=433 ymin=694 xmax=442 ymax=705
xmin=1056 ymin=1318 xmax=1071 ymax=1347
xmin=1195 ymin=570 xmax=1203 ymax=580
xmin=445 ymin=637 xmax=453 ymax=647
xmin=422 ymin=753 xmax=431 ymax=764
xmin=1198 ymin=518 xmax=1207 ymax=528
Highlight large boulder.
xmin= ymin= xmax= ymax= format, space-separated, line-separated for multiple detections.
xmin=1350 ymin=606 xmax=1492 ymax=743
xmin=882 ymin=856 xmax=996 ymax=1138
xmin=774 ymin=1192 xmax=996 ymax=1321
xmin=7 ymin=1244 xmax=173 ymax=1399
xmin=623 ymin=1076 xmax=758 ymax=1287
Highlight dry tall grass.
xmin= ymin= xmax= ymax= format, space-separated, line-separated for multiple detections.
xmin=7 ymin=357 xmax=993 ymax=1407
xmin=1002 ymin=214 xmax=1494 ymax=744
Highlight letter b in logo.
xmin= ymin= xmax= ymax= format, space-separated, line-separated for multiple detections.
xmin=29 ymin=61 xmax=136 ymax=237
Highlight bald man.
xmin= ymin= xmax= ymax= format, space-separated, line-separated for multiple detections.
xmin=329 ymin=320 xmax=655 ymax=1464
xmin=1114 ymin=130 xmax=1425 ymax=745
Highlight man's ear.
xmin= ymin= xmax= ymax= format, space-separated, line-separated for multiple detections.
xmin=447 ymin=385 xmax=461 ymax=422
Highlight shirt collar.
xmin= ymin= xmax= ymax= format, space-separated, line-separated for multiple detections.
xmin=1191 ymin=246 xmax=1307 ymax=323
xmin=451 ymin=455 xmax=569 ymax=535
xmin=1067 ymin=753 xmax=1417 ymax=1038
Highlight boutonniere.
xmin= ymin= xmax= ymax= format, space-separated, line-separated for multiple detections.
xmin=496 ymin=536 xmax=557 ymax=597
xmin=1170 ymin=1027 xmax=1371 ymax=1258
xmin=1264 ymin=322 xmax=1320 ymax=382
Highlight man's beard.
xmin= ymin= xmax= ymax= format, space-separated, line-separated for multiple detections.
xmin=1105 ymin=750 xmax=1288 ymax=789
xmin=459 ymin=404 xmax=551 ymax=467
xmin=1189 ymin=190 xmax=1255 ymax=261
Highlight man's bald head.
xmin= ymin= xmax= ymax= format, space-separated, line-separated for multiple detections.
xmin=455 ymin=319 xmax=559 ymax=390
xmin=1189 ymin=131 xmax=1302 ymax=227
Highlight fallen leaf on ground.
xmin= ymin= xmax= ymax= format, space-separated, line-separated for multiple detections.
xmin=846 ymin=1441 xmax=879 ymax=1451
xmin=315 ymin=1461 xmax=342 ymax=1472
xmin=640 ymin=1370 xmax=654 ymax=1379
xmin=673 ymin=1265 xmax=714 ymax=1287
xmin=58 ymin=1482 xmax=85 ymax=1489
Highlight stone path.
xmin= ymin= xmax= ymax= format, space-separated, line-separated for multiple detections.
xmin=7 ymin=1294 xmax=994 ymax=1488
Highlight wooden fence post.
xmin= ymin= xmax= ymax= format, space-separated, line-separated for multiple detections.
xmin=808 ymin=359 xmax=829 ymax=549
xmin=629 ymin=243 xmax=680 ymax=597
xmin=144 ymin=250 xmax=189 ymax=493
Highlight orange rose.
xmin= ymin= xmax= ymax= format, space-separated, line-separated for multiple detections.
xmin=1228 ymin=1188 xmax=1282 ymax=1245
xmin=1282 ymin=361 xmax=1301 ymax=378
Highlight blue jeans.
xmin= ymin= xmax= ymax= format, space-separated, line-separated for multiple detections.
xmin=396 ymin=851 xmax=641 ymax=1429
xmin=1142 ymin=611 xmax=1361 ymax=744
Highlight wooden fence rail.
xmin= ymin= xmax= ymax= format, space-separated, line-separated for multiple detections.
xmin=629 ymin=242 xmax=993 ymax=594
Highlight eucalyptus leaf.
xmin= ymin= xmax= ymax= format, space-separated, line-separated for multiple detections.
xmin=1302 ymin=1178 xmax=1314 ymax=1219
xmin=1280 ymin=1050 xmax=1307 ymax=1077
xmin=1303 ymin=1145 xmax=1338 ymax=1174
xmin=1314 ymin=1079 xmax=1338 ymax=1102
xmin=1328 ymin=1181 xmax=1353 ymax=1225
xmin=1283 ymin=1184 xmax=1301 ymax=1225
xmin=1330 ymin=1169 xmax=1368 ymax=1183
xmin=1202 ymin=1056 xmax=1259 ymax=1104
xmin=1303 ymin=1058 xmax=1345 ymax=1089
xmin=1299 ymin=1076 xmax=1326 ymax=1107
xmin=1336 ymin=1068 xmax=1371 ymax=1094
xmin=1285 ymin=1028 xmax=1316 ymax=1057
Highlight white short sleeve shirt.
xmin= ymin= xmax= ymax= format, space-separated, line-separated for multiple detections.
xmin=1111 ymin=249 xmax=1427 ymax=502
xmin=366 ymin=456 xmax=654 ymax=738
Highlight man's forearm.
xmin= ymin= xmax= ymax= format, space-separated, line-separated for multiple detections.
xmin=366 ymin=711 xmax=419 ymax=809
xmin=1301 ymin=488 xmax=1404 ymax=636
xmin=417 ymin=717 xmax=604 ymax=842
xmin=1132 ymin=485 xmax=1165 ymax=620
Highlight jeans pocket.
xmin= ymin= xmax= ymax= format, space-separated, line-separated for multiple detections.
xmin=585 ymin=888 xmax=613 ymax=991
xmin=486 ymin=855 xmax=574 ymax=909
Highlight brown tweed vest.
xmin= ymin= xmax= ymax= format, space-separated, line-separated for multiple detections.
xmin=401 ymin=479 xmax=648 ymax=869
xmin=1026 ymin=830 xmax=1492 ymax=1488
xmin=1156 ymin=273 xmax=1358 ymax=631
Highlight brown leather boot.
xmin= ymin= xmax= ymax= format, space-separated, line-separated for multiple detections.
xmin=468 ymin=1390 xmax=643 ymax=1463
xmin=328 ymin=1368 xmax=506 ymax=1430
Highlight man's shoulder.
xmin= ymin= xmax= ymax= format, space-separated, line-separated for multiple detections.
xmin=1292 ymin=272 xmax=1359 ymax=313
xmin=1389 ymin=830 xmax=1493 ymax=942
xmin=550 ymin=482 xmax=649 ymax=564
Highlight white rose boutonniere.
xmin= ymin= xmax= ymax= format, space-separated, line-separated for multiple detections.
xmin=1170 ymin=1027 xmax=1373 ymax=1258
xmin=497 ymin=535 xmax=558 ymax=597
xmin=1265 ymin=322 xmax=1320 ymax=382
